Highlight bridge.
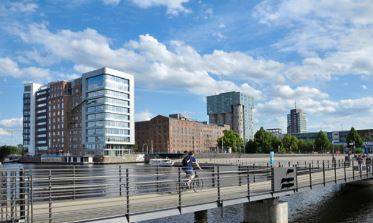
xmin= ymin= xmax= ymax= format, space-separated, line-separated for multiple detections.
xmin=0 ymin=158 xmax=372 ymax=223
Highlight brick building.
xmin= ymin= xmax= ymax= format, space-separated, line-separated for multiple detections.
xmin=135 ymin=114 xmax=229 ymax=153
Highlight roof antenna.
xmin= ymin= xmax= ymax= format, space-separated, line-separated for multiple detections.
xmin=294 ymin=100 xmax=297 ymax=109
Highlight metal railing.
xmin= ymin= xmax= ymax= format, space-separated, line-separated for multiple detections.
xmin=0 ymin=160 xmax=372 ymax=223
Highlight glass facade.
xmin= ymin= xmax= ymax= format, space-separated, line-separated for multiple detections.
xmin=85 ymin=74 xmax=131 ymax=154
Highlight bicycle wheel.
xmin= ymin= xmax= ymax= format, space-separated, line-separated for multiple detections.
xmin=192 ymin=178 xmax=204 ymax=192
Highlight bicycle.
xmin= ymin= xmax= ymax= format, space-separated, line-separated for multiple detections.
xmin=179 ymin=172 xmax=204 ymax=192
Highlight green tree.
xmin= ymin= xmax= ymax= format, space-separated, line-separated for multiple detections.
xmin=253 ymin=127 xmax=272 ymax=153
xmin=314 ymin=131 xmax=332 ymax=153
xmin=282 ymin=134 xmax=299 ymax=153
xmin=0 ymin=145 xmax=22 ymax=161
xmin=217 ymin=130 xmax=244 ymax=153
xmin=270 ymin=135 xmax=283 ymax=153
xmin=297 ymin=140 xmax=314 ymax=153
xmin=245 ymin=139 xmax=256 ymax=153
xmin=346 ymin=127 xmax=363 ymax=148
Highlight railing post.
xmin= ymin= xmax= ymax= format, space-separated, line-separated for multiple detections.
xmin=246 ymin=166 xmax=250 ymax=201
xmin=295 ymin=165 xmax=298 ymax=192
xmin=327 ymin=160 xmax=330 ymax=169
xmin=334 ymin=158 xmax=337 ymax=183
xmin=119 ymin=165 xmax=122 ymax=196
xmin=238 ymin=165 xmax=242 ymax=186
xmin=177 ymin=167 xmax=182 ymax=213
xmin=322 ymin=160 xmax=325 ymax=186
xmin=317 ymin=160 xmax=320 ymax=169
xmin=20 ymin=169 xmax=25 ymax=220
xmin=217 ymin=166 xmax=221 ymax=207
xmin=360 ymin=160 xmax=362 ymax=179
xmin=156 ymin=165 xmax=159 ymax=193
xmin=125 ymin=169 xmax=130 ymax=222
xmin=212 ymin=166 xmax=215 ymax=188
xmin=73 ymin=166 xmax=76 ymax=200
xmin=344 ymin=161 xmax=347 ymax=182
xmin=352 ymin=159 xmax=355 ymax=180
xmin=309 ymin=163 xmax=312 ymax=189
xmin=30 ymin=174 xmax=33 ymax=223
xmin=48 ymin=170 xmax=52 ymax=223
xmin=252 ymin=164 xmax=256 ymax=183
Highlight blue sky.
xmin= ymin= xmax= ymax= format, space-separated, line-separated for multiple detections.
xmin=0 ymin=0 xmax=372 ymax=145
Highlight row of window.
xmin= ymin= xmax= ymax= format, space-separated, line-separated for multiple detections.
xmin=87 ymin=128 xmax=130 ymax=136
xmin=87 ymin=89 xmax=130 ymax=99
xmin=87 ymin=105 xmax=130 ymax=114
xmin=86 ymin=136 xmax=130 ymax=143
xmin=87 ymin=120 xmax=130 ymax=128
xmin=87 ymin=74 xmax=130 ymax=92
xmin=86 ymin=97 xmax=130 ymax=107
xmin=87 ymin=113 xmax=130 ymax=121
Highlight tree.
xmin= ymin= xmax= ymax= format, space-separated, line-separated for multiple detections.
xmin=270 ymin=135 xmax=282 ymax=153
xmin=0 ymin=145 xmax=22 ymax=161
xmin=253 ymin=127 xmax=272 ymax=153
xmin=282 ymin=134 xmax=299 ymax=153
xmin=346 ymin=127 xmax=363 ymax=148
xmin=314 ymin=131 xmax=332 ymax=153
xmin=297 ymin=140 xmax=314 ymax=153
xmin=245 ymin=139 xmax=256 ymax=153
xmin=217 ymin=130 xmax=244 ymax=153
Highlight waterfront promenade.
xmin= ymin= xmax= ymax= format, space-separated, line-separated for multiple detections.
xmin=0 ymin=158 xmax=372 ymax=223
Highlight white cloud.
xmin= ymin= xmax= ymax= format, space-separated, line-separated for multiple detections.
xmin=362 ymin=85 xmax=367 ymax=90
xmin=275 ymin=85 xmax=328 ymax=99
xmin=0 ymin=117 xmax=23 ymax=128
xmin=131 ymin=0 xmax=190 ymax=15
xmin=0 ymin=128 xmax=12 ymax=136
xmin=0 ymin=57 xmax=50 ymax=80
xmin=9 ymin=1 xmax=38 ymax=13
xmin=136 ymin=111 xmax=153 ymax=121
xmin=9 ymin=24 xmax=271 ymax=98
xmin=253 ymin=0 xmax=373 ymax=82
xmin=102 ymin=0 xmax=121 ymax=5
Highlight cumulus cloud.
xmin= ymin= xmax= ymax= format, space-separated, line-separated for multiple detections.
xmin=131 ymin=0 xmax=191 ymax=15
xmin=253 ymin=0 xmax=373 ymax=82
xmin=0 ymin=117 xmax=23 ymax=128
xmin=9 ymin=24 xmax=270 ymax=98
xmin=0 ymin=57 xmax=50 ymax=80
xmin=0 ymin=128 xmax=12 ymax=136
xmin=9 ymin=1 xmax=38 ymax=13
xmin=135 ymin=111 xmax=153 ymax=121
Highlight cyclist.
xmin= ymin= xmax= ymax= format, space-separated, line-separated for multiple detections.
xmin=182 ymin=151 xmax=202 ymax=188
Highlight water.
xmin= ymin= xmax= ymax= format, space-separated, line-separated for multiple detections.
xmin=2 ymin=163 xmax=372 ymax=222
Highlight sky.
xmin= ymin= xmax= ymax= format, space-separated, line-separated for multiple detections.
xmin=0 ymin=0 xmax=372 ymax=145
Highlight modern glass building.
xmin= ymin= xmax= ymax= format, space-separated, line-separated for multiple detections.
xmin=287 ymin=109 xmax=307 ymax=134
xmin=207 ymin=91 xmax=254 ymax=141
xmin=82 ymin=67 xmax=135 ymax=156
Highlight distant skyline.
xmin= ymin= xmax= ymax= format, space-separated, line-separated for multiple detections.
xmin=1 ymin=0 xmax=373 ymax=145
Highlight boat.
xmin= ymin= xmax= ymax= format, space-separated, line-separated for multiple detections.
xmin=149 ymin=158 xmax=175 ymax=167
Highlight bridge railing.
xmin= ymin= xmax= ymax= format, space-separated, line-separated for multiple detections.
xmin=0 ymin=160 xmax=372 ymax=223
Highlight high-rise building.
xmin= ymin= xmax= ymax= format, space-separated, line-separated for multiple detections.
xmin=23 ymin=67 xmax=135 ymax=157
xmin=82 ymin=67 xmax=135 ymax=156
xmin=135 ymin=114 xmax=229 ymax=153
xmin=287 ymin=109 xmax=306 ymax=134
xmin=207 ymin=91 xmax=254 ymax=141
xmin=23 ymin=83 xmax=42 ymax=156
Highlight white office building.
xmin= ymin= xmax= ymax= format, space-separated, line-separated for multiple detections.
xmin=82 ymin=67 xmax=135 ymax=156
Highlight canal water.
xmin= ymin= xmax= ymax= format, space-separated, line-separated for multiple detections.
xmin=2 ymin=163 xmax=372 ymax=223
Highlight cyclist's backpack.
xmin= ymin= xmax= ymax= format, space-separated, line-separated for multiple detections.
xmin=182 ymin=155 xmax=190 ymax=166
